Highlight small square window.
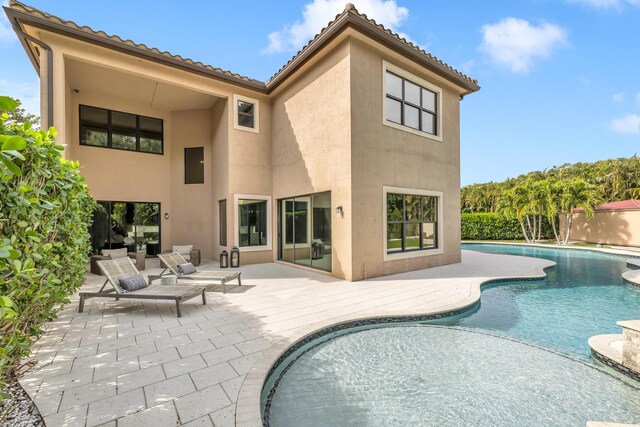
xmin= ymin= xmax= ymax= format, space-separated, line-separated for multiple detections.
xmin=234 ymin=95 xmax=259 ymax=133
xmin=81 ymin=127 xmax=108 ymax=147
xmin=112 ymin=132 xmax=136 ymax=151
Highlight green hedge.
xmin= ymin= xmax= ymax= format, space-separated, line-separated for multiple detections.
xmin=461 ymin=212 xmax=554 ymax=240
xmin=0 ymin=96 xmax=96 ymax=389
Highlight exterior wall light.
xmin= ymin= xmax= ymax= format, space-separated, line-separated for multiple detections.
xmin=164 ymin=213 xmax=170 ymax=220
xmin=335 ymin=205 xmax=344 ymax=214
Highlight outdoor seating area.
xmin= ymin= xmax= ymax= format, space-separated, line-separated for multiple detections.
xmin=157 ymin=252 xmax=241 ymax=294
xmin=79 ymin=256 xmax=207 ymax=318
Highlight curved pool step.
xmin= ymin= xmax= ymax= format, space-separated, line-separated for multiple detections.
xmin=589 ymin=333 xmax=640 ymax=383
xmin=627 ymin=259 xmax=640 ymax=269
xmin=622 ymin=269 xmax=640 ymax=287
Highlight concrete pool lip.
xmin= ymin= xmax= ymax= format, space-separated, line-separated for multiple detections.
xmin=236 ymin=250 xmax=555 ymax=426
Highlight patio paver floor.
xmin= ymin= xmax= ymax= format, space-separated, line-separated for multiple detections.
xmin=22 ymin=250 xmax=554 ymax=426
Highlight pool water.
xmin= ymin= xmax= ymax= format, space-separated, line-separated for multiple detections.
xmin=267 ymin=327 xmax=640 ymax=426
xmin=455 ymin=244 xmax=640 ymax=358
xmin=265 ymin=245 xmax=640 ymax=426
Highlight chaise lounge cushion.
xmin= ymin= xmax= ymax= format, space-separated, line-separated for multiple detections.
xmin=118 ymin=274 xmax=148 ymax=292
xmin=177 ymin=262 xmax=197 ymax=275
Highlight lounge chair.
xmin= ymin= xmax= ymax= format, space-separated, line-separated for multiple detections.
xmin=157 ymin=252 xmax=241 ymax=294
xmin=79 ymin=257 xmax=207 ymax=318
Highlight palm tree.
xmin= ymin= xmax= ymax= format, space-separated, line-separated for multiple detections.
xmin=558 ymin=179 xmax=602 ymax=244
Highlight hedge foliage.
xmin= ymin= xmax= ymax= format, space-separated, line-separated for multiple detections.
xmin=0 ymin=96 xmax=95 ymax=388
xmin=461 ymin=212 xmax=554 ymax=240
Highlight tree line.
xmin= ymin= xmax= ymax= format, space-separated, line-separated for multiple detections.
xmin=461 ymin=156 xmax=640 ymax=243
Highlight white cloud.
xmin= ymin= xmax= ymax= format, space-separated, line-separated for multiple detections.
xmin=263 ymin=0 xmax=410 ymax=54
xmin=479 ymin=18 xmax=568 ymax=73
xmin=0 ymin=79 xmax=40 ymax=116
xmin=612 ymin=92 xmax=625 ymax=102
xmin=567 ymin=0 xmax=640 ymax=10
xmin=610 ymin=114 xmax=640 ymax=134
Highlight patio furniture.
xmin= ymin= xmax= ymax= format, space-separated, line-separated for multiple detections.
xmin=157 ymin=252 xmax=241 ymax=294
xmin=80 ymin=257 xmax=206 ymax=318
xmin=160 ymin=245 xmax=201 ymax=266
xmin=90 ymin=247 xmax=145 ymax=275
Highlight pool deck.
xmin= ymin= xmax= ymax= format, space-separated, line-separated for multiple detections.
xmin=21 ymin=250 xmax=557 ymax=426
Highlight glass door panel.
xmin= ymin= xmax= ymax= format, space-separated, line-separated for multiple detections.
xmin=279 ymin=192 xmax=331 ymax=272
xmin=311 ymin=192 xmax=331 ymax=271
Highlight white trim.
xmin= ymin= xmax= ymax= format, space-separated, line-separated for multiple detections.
xmin=233 ymin=94 xmax=260 ymax=134
xmin=234 ymin=194 xmax=272 ymax=252
xmin=382 ymin=60 xmax=443 ymax=142
xmin=383 ymin=186 xmax=444 ymax=261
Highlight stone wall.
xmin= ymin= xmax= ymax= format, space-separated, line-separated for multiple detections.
xmin=620 ymin=321 xmax=640 ymax=373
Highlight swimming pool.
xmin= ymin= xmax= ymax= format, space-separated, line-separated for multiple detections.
xmin=455 ymin=243 xmax=640 ymax=358
xmin=266 ymin=326 xmax=640 ymax=426
xmin=264 ymin=245 xmax=640 ymax=425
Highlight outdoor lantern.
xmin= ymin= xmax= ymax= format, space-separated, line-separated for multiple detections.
xmin=220 ymin=250 xmax=229 ymax=268
xmin=231 ymin=246 xmax=240 ymax=268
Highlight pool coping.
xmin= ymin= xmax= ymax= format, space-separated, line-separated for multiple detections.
xmin=590 ymin=333 xmax=640 ymax=383
xmin=234 ymin=258 xmax=555 ymax=426
xmin=462 ymin=241 xmax=640 ymax=259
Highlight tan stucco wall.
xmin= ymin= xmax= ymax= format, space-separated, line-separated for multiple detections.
xmin=348 ymin=39 xmax=462 ymax=280
xmin=33 ymin=26 xmax=468 ymax=280
xmin=271 ymin=40 xmax=353 ymax=280
xmin=560 ymin=211 xmax=640 ymax=247
xmin=170 ymin=109 xmax=214 ymax=258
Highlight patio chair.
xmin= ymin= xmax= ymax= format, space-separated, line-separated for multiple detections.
xmin=79 ymin=257 xmax=206 ymax=318
xmin=157 ymin=252 xmax=241 ymax=294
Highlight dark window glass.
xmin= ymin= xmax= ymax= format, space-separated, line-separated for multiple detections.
xmin=219 ymin=200 xmax=227 ymax=247
xmin=140 ymin=136 xmax=162 ymax=154
xmin=139 ymin=116 xmax=163 ymax=133
xmin=111 ymin=111 xmax=136 ymax=131
xmin=79 ymin=105 xmax=163 ymax=154
xmin=239 ymin=199 xmax=267 ymax=247
xmin=80 ymin=105 xmax=108 ymax=127
xmin=237 ymin=101 xmax=255 ymax=129
xmin=112 ymin=132 xmax=136 ymax=151
xmin=184 ymin=147 xmax=204 ymax=184
xmin=387 ymin=192 xmax=438 ymax=254
xmin=81 ymin=127 xmax=108 ymax=147
xmin=384 ymin=71 xmax=438 ymax=136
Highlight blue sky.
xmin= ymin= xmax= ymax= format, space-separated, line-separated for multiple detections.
xmin=1 ymin=0 xmax=639 ymax=185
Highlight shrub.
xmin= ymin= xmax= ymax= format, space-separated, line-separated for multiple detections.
xmin=461 ymin=212 xmax=554 ymax=240
xmin=0 ymin=96 xmax=95 ymax=391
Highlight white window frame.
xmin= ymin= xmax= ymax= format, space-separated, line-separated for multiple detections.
xmin=382 ymin=60 xmax=443 ymax=142
xmin=383 ymin=186 xmax=444 ymax=261
xmin=234 ymin=194 xmax=272 ymax=252
xmin=233 ymin=94 xmax=260 ymax=134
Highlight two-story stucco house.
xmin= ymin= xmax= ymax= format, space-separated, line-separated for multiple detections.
xmin=5 ymin=1 xmax=479 ymax=281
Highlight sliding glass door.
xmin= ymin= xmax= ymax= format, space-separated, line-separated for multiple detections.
xmin=279 ymin=192 xmax=331 ymax=271
xmin=89 ymin=201 xmax=160 ymax=256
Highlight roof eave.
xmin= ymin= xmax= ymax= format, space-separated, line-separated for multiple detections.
xmin=3 ymin=5 xmax=40 ymax=73
xmin=266 ymin=12 xmax=480 ymax=95
xmin=3 ymin=5 xmax=268 ymax=94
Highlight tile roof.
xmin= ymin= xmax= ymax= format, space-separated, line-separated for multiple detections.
xmin=5 ymin=1 xmax=479 ymax=94
xmin=574 ymin=200 xmax=640 ymax=212
xmin=267 ymin=3 xmax=479 ymax=92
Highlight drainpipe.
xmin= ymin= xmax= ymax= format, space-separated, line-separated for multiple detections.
xmin=11 ymin=24 xmax=54 ymax=128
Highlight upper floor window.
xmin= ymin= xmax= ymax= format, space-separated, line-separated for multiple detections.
xmin=80 ymin=105 xmax=163 ymax=154
xmin=233 ymin=94 xmax=259 ymax=133
xmin=383 ymin=61 xmax=442 ymax=141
